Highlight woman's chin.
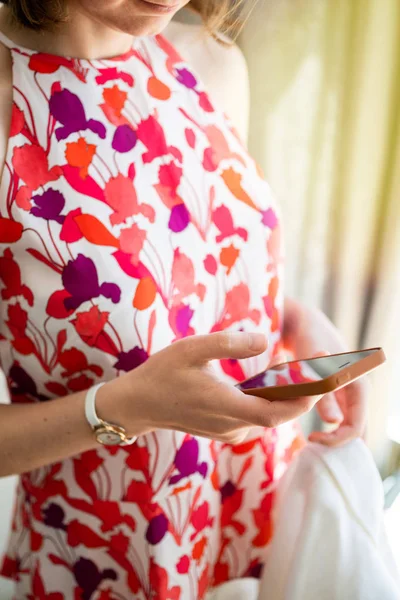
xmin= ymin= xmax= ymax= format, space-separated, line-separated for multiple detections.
xmin=123 ymin=14 xmax=174 ymax=37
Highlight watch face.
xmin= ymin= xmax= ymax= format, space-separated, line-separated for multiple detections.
xmin=97 ymin=430 xmax=122 ymax=446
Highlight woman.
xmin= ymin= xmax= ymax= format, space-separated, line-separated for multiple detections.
xmin=0 ymin=1 xmax=367 ymax=598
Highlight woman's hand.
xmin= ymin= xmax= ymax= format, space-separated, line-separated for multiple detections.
xmin=283 ymin=298 xmax=369 ymax=446
xmin=109 ymin=331 xmax=323 ymax=444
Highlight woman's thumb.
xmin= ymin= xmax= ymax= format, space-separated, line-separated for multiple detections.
xmin=180 ymin=331 xmax=268 ymax=365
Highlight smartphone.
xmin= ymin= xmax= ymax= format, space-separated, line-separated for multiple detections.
xmin=236 ymin=348 xmax=386 ymax=399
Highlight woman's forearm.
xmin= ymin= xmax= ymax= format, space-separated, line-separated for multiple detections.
xmin=0 ymin=377 xmax=139 ymax=477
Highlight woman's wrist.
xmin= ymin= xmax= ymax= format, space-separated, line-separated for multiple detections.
xmin=94 ymin=372 xmax=153 ymax=438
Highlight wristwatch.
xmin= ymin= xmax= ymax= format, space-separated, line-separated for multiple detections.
xmin=85 ymin=383 xmax=137 ymax=447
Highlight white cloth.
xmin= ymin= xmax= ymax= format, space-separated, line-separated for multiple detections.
xmin=208 ymin=439 xmax=400 ymax=600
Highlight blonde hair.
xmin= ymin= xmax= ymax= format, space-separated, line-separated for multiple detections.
xmin=1 ymin=0 xmax=250 ymax=35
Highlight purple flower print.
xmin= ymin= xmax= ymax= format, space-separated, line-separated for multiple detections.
xmin=220 ymin=480 xmax=236 ymax=501
xmin=50 ymin=89 xmax=107 ymax=141
xmin=146 ymin=513 xmax=169 ymax=545
xmin=30 ymin=188 xmax=65 ymax=224
xmin=114 ymin=346 xmax=149 ymax=372
xmin=238 ymin=372 xmax=267 ymax=390
xmin=176 ymin=68 xmax=198 ymax=89
xmin=62 ymin=254 xmax=121 ymax=311
xmin=73 ymin=557 xmax=117 ymax=600
xmin=169 ymin=438 xmax=208 ymax=486
xmin=10 ymin=364 xmax=48 ymax=401
xmin=169 ymin=204 xmax=190 ymax=233
xmin=112 ymin=124 xmax=137 ymax=153
xmin=42 ymin=503 xmax=67 ymax=530
xmin=176 ymin=305 xmax=194 ymax=337
xmin=261 ymin=208 xmax=278 ymax=230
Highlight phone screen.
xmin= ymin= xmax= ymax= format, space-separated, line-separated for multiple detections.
xmin=237 ymin=349 xmax=375 ymax=391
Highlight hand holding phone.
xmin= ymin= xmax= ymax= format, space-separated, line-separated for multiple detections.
xmin=236 ymin=348 xmax=385 ymax=400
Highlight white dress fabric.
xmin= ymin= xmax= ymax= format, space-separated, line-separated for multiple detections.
xmin=208 ymin=439 xmax=400 ymax=600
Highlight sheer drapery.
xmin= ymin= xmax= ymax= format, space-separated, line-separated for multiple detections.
xmin=240 ymin=0 xmax=400 ymax=466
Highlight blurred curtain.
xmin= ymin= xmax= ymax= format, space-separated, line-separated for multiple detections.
xmin=240 ymin=0 xmax=400 ymax=468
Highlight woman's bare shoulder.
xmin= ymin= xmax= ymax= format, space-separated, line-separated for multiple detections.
xmin=0 ymin=37 xmax=13 ymax=182
xmin=165 ymin=20 xmax=250 ymax=142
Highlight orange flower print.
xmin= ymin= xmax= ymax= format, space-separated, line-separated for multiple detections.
xmin=103 ymin=85 xmax=128 ymax=117
xmin=65 ymin=138 xmax=97 ymax=179
xmin=219 ymin=244 xmax=239 ymax=275
xmin=221 ymin=167 xmax=258 ymax=211
xmin=100 ymin=85 xmax=130 ymax=126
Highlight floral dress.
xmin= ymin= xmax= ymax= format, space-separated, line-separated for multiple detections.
xmin=0 ymin=29 xmax=302 ymax=600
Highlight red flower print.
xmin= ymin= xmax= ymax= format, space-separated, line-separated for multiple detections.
xmin=190 ymin=501 xmax=214 ymax=542
xmin=60 ymin=208 xmax=84 ymax=243
xmin=96 ymin=68 xmax=134 ymax=87
xmin=212 ymin=283 xmax=261 ymax=331
xmin=137 ymin=115 xmax=182 ymax=164
xmin=12 ymin=144 xmax=62 ymax=210
xmin=10 ymin=103 xmax=25 ymax=137
xmin=204 ymin=254 xmax=218 ymax=275
xmin=219 ymin=358 xmax=246 ymax=382
xmin=72 ymin=306 xmax=109 ymax=344
xmin=185 ymin=128 xmax=196 ymax=148
xmin=119 ymin=223 xmax=147 ymax=264
xmin=220 ymin=486 xmax=245 ymax=535
xmin=65 ymin=138 xmax=97 ymax=179
xmin=29 ymin=53 xmax=87 ymax=82
xmin=67 ymin=373 xmax=95 ymax=392
xmin=263 ymin=276 xmax=280 ymax=332
xmin=59 ymin=347 xmax=103 ymax=378
xmin=149 ymin=560 xmax=181 ymax=600
xmin=198 ymin=564 xmax=210 ymax=599
xmin=0 ymin=248 xmax=34 ymax=306
xmin=171 ymin=249 xmax=206 ymax=305
xmin=204 ymin=126 xmax=246 ymax=171
xmin=159 ymin=162 xmax=182 ymax=196
xmin=46 ymin=289 xmax=75 ymax=319
xmin=104 ymin=171 xmax=155 ymax=226
xmin=71 ymin=306 xmax=120 ymax=356
xmin=198 ymin=91 xmax=214 ymax=112
xmin=252 ymin=492 xmax=274 ymax=547
xmin=212 ymin=205 xmax=248 ymax=243
xmin=73 ymin=451 xmax=104 ymax=500
xmin=0 ymin=217 xmax=23 ymax=243
xmin=6 ymin=302 xmax=35 ymax=356
xmin=176 ymin=555 xmax=190 ymax=575
xmin=67 ymin=520 xmax=108 ymax=548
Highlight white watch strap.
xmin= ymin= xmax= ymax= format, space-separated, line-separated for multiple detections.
xmin=85 ymin=382 xmax=137 ymax=446
xmin=85 ymin=382 xmax=105 ymax=428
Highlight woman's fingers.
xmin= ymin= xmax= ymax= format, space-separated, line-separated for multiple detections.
xmin=315 ymin=393 xmax=344 ymax=424
xmin=309 ymin=425 xmax=356 ymax=446
xmin=228 ymin=388 xmax=323 ymax=429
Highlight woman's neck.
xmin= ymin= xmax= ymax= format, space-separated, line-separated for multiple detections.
xmin=0 ymin=4 xmax=134 ymax=59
